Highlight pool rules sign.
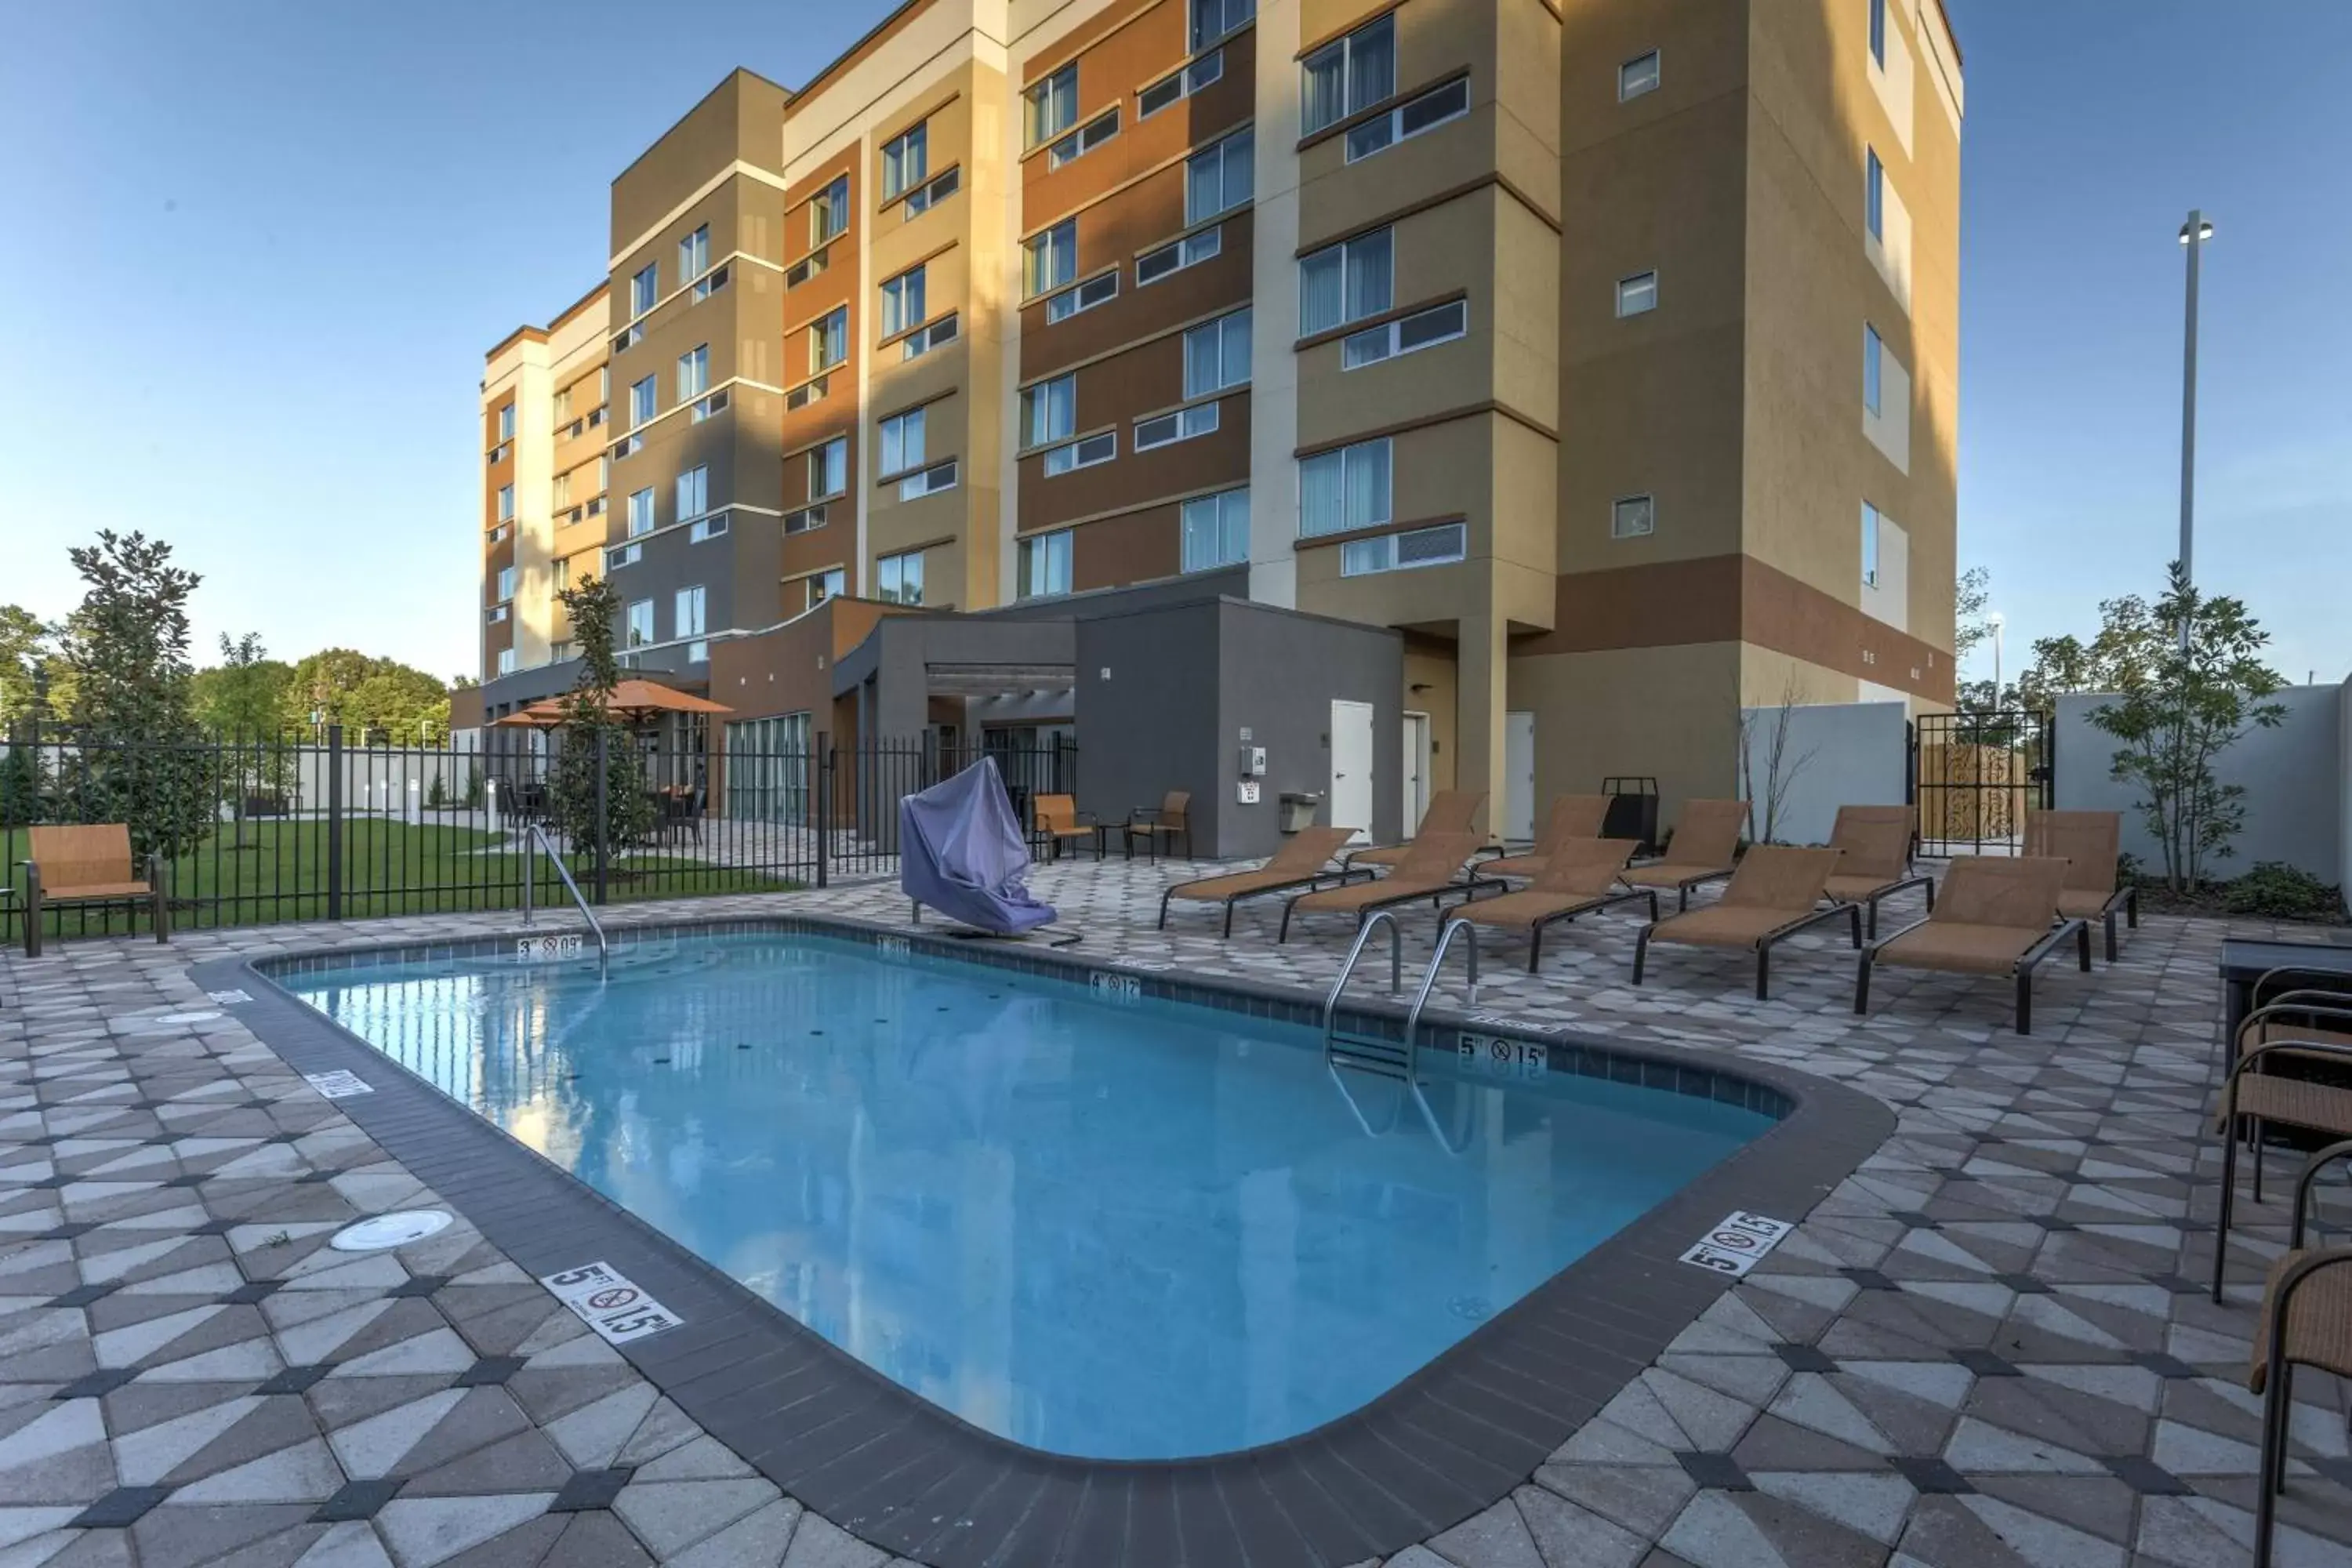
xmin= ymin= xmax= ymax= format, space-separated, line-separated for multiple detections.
xmin=539 ymin=1262 xmax=682 ymax=1345
xmin=1678 ymin=1211 xmax=1794 ymax=1278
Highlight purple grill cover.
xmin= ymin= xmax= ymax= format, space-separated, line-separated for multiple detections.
xmin=898 ymin=756 xmax=1058 ymax=934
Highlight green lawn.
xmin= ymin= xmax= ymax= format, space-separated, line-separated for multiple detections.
xmin=3 ymin=818 xmax=802 ymax=943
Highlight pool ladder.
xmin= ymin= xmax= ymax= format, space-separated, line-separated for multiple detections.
xmin=1322 ymin=910 xmax=1477 ymax=1149
xmin=521 ymin=823 xmax=609 ymax=980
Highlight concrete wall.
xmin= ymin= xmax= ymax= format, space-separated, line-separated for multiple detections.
xmin=1073 ymin=604 xmax=1222 ymax=853
xmin=1737 ymin=699 xmax=1907 ymax=846
xmin=2054 ymin=684 xmax=2345 ymax=883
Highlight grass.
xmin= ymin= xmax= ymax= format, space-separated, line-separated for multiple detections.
xmin=2 ymin=818 xmax=803 ymax=943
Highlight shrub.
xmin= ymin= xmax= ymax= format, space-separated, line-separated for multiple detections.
xmin=2221 ymin=861 xmax=2343 ymax=922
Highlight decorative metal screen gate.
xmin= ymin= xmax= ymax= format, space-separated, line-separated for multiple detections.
xmin=1910 ymin=710 xmax=2055 ymax=856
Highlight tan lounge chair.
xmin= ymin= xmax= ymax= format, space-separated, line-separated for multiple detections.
xmin=1345 ymin=789 xmax=1485 ymax=870
xmin=22 ymin=824 xmax=169 ymax=959
xmin=1121 ymin=791 xmax=1191 ymax=861
xmin=1623 ymin=798 xmax=1746 ymax=910
xmin=1280 ymin=831 xmax=1485 ymax=942
xmin=1446 ymin=837 xmax=1655 ymax=972
xmin=2245 ymin=1142 xmax=2352 ymax=1568
xmin=1482 ymin=795 xmax=1611 ymax=879
xmin=2025 ymin=809 xmax=2137 ymax=960
xmin=1853 ymin=855 xmax=2089 ymax=1035
xmin=1632 ymin=845 xmax=1856 ymax=999
xmin=1032 ymin=793 xmax=1098 ymax=861
xmin=1158 ymin=826 xmax=1363 ymax=936
xmin=1821 ymin=804 xmax=1934 ymax=938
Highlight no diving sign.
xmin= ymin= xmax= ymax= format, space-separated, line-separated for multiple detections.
xmin=1678 ymin=1211 xmax=1795 ymax=1279
xmin=539 ymin=1261 xmax=682 ymax=1345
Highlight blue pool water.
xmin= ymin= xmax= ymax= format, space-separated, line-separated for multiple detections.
xmin=284 ymin=932 xmax=1769 ymax=1458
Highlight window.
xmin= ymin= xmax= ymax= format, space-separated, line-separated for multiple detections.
xmin=1611 ymin=494 xmax=1655 ymax=539
xmin=675 ymin=585 xmax=706 ymax=640
xmin=786 ymin=377 xmax=827 ymax=411
xmin=495 ymin=565 xmax=517 ymax=601
xmin=1298 ymin=437 xmax=1391 ymax=537
xmin=1866 ymin=147 xmax=1884 ymax=241
xmin=899 ymin=459 xmax=959 ymax=500
xmin=1299 ymin=227 xmax=1392 ymax=336
xmin=1868 ymin=0 xmax=1887 ymax=67
xmin=1025 ymin=64 xmax=1077 ymax=148
xmin=877 ymin=550 xmax=924 ymax=605
xmin=614 ymin=432 xmax=644 ymax=459
xmin=677 ymin=343 xmax=708 ymax=401
xmin=1050 ymin=107 xmax=1120 ymax=169
xmin=1191 ymin=0 xmax=1252 ymax=50
xmin=597 ymin=456 xmax=609 ymax=492
xmin=1342 ymin=521 xmax=1465 ymax=577
xmin=630 ymin=263 xmax=657 ymax=315
xmin=1046 ymin=273 xmax=1116 ymax=324
xmin=1042 ymin=431 xmax=1115 ymax=476
xmin=811 ymin=176 xmax=849 ymax=245
xmin=1619 ymin=49 xmax=1661 ymax=101
xmin=693 ymin=264 xmax=729 ymax=301
xmin=881 ymin=263 xmax=927 ymax=338
xmin=786 ymin=252 xmax=827 ymax=288
xmin=1185 ymin=129 xmax=1253 ymax=223
xmin=612 ymin=321 xmax=642 ymax=354
xmin=495 ymin=483 xmax=514 ymax=521
xmin=1022 ymin=375 xmax=1075 ymax=448
xmin=630 ymin=376 xmax=656 ymax=426
xmin=811 ymin=437 xmax=847 ymax=500
xmin=1864 ymin=325 xmax=1883 ymax=415
xmin=1138 ymin=225 xmax=1221 ymax=285
xmin=554 ymin=556 xmax=571 ymax=590
xmin=676 ymin=465 xmax=708 ymax=519
xmin=607 ymin=542 xmax=642 ymax=571
xmin=625 ymin=599 xmax=655 ymax=648
xmin=690 ymin=513 xmax=728 ymax=543
xmin=497 ymin=404 xmax=516 ymax=441
xmin=882 ymin=122 xmax=927 ymax=199
xmin=1181 ymin=488 xmax=1250 ymax=572
xmin=880 ymin=407 xmax=926 ymax=477
xmin=1616 ymin=270 xmax=1658 ymax=317
xmin=804 ymin=568 xmax=845 ymax=611
xmin=903 ymin=166 xmax=960 ymax=217
xmin=490 ymin=523 xmax=509 ymax=544
xmin=496 ymin=648 xmax=517 ymax=677
xmin=1183 ymin=307 xmax=1251 ymax=397
xmin=811 ymin=307 xmax=848 ymax=373
xmin=1342 ymin=298 xmax=1466 ymax=369
xmin=902 ymin=312 xmax=958 ymax=361
xmin=1301 ymin=13 xmax=1393 ymax=136
xmin=1141 ymin=48 xmax=1223 ymax=118
xmin=599 ymin=367 xmax=610 ymax=400
xmin=691 ymin=389 xmax=729 ymax=423
xmin=1018 ymin=530 xmax=1073 ymax=598
xmin=679 ymin=224 xmax=710 ymax=281
xmin=1134 ymin=401 xmax=1218 ymax=451
xmin=554 ymin=388 xmax=572 ymax=423
xmin=1861 ymin=502 xmax=1882 ymax=586
xmin=554 ymin=470 xmax=572 ymax=509
xmin=785 ymin=503 xmax=828 ymax=535
xmin=626 ymin=488 xmax=655 ymax=537
xmin=1024 ymin=220 xmax=1076 ymax=297
xmin=1345 ymin=76 xmax=1468 ymax=162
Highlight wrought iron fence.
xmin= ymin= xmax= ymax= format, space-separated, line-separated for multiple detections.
xmin=1911 ymin=710 xmax=2054 ymax=856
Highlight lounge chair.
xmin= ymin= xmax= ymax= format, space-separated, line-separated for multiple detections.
xmin=1158 ymin=826 xmax=1363 ymax=936
xmin=1481 ymin=794 xmax=1611 ymax=878
xmin=1345 ymin=789 xmax=1486 ymax=870
xmin=2207 ymin=999 xmax=2352 ymax=1300
xmin=2246 ymin=1141 xmax=2352 ymax=1568
xmin=21 ymin=824 xmax=169 ymax=959
xmin=1032 ymin=793 xmax=1099 ymax=861
xmin=1446 ymin=837 xmax=1654 ymax=972
xmin=1622 ymin=798 xmax=1746 ymax=910
xmin=1821 ymin=804 xmax=1934 ymax=938
xmin=1852 ymin=856 xmax=2089 ymax=1035
xmin=1121 ymin=791 xmax=1191 ymax=861
xmin=1279 ymin=831 xmax=1486 ymax=942
xmin=1632 ymin=845 xmax=1856 ymax=999
xmin=2024 ymin=809 xmax=2137 ymax=960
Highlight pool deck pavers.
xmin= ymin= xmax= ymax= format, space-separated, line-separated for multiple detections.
xmin=1 ymin=855 xmax=2348 ymax=1567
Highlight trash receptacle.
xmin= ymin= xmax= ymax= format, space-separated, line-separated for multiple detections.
xmin=1278 ymin=791 xmax=1322 ymax=833
xmin=1601 ymin=776 xmax=1661 ymax=853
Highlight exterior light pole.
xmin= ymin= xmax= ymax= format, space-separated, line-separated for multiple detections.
xmin=1987 ymin=611 xmax=2005 ymax=704
xmin=2177 ymin=210 xmax=2214 ymax=651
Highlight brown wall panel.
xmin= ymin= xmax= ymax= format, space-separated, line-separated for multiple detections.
xmin=1071 ymin=502 xmax=1182 ymax=591
xmin=1019 ymin=388 xmax=1250 ymax=533
xmin=1020 ymin=209 xmax=1253 ymax=379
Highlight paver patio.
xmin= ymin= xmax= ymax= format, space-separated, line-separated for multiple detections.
xmin=2 ymin=854 xmax=2347 ymax=1567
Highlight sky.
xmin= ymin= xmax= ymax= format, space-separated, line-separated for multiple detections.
xmin=2 ymin=2 xmax=2345 ymax=691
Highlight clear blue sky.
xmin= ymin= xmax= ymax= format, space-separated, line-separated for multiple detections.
xmin=3 ymin=2 xmax=2345 ymax=690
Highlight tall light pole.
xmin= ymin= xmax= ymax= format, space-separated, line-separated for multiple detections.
xmin=1987 ymin=611 xmax=2005 ymax=704
xmin=2177 ymin=210 xmax=2215 ymax=651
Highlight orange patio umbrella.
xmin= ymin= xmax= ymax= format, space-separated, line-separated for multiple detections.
xmin=492 ymin=679 xmax=732 ymax=728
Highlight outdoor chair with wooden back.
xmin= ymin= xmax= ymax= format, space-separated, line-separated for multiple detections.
xmin=2025 ymin=809 xmax=2137 ymax=960
xmin=1622 ymin=798 xmax=1747 ymax=910
xmin=1122 ymin=791 xmax=1191 ymax=862
xmin=1482 ymin=795 xmax=1612 ymax=879
xmin=1633 ymin=844 xmax=1856 ymax=999
xmin=1821 ymin=804 xmax=1934 ymax=938
xmin=1853 ymin=855 xmax=2089 ymax=1035
xmin=1032 ymin=793 xmax=1100 ymax=862
xmin=20 ymin=824 xmax=169 ymax=958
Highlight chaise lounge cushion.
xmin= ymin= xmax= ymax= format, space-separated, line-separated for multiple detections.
xmin=1167 ymin=827 xmax=1353 ymax=904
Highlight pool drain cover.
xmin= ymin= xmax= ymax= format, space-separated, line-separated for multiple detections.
xmin=330 ymin=1210 xmax=452 ymax=1252
xmin=150 ymin=1011 xmax=222 ymax=1025
xmin=1447 ymin=1296 xmax=1494 ymax=1322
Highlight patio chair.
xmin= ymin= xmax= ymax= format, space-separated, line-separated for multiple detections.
xmin=1482 ymin=795 xmax=1612 ymax=878
xmin=1279 ymin=832 xmax=1486 ymax=942
xmin=1032 ymin=793 xmax=1099 ymax=862
xmin=1621 ymin=798 xmax=1746 ymax=910
xmin=2246 ymin=1139 xmax=2352 ymax=1568
xmin=1345 ymin=789 xmax=1486 ymax=871
xmin=21 ymin=824 xmax=168 ymax=959
xmin=1632 ymin=845 xmax=1856 ymax=999
xmin=1821 ymin=804 xmax=1934 ymax=938
xmin=1852 ymin=856 xmax=2089 ymax=1036
xmin=1159 ymin=826 xmax=1363 ymax=936
xmin=2207 ymin=999 xmax=2352 ymax=1300
xmin=1446 ymin=837 xmax=1654 ymax=973
xmin=1121 ymin=791 xmax=1191 ymax=862
xmin=2024 ymin=809 xmax=2137 ymax=960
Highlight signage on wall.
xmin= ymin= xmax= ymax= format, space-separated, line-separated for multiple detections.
xmin=540 ymin=1262 xmax=682 ymax=1344
xmin=516 ymin=935 xmax=583 ymax=962
xmin=1236 ymin=781 xmax=1261 ymax=804
xmin=1089 ymin=972 xmax=1144 ymax=1003
xmin=1457 ymin=1033 xmax=1549 ymax=1081
xmin=303 ymin=1070 xmax=373 ymax=1100
xmin=1679 ymin=1212 xmax=1794 ymax=1278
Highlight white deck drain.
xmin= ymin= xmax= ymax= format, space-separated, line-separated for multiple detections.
xmin=150 ymin=1011 xmax=222 ymax=1025
xmin=330 ymin=1210 xmax=452 ymax=1251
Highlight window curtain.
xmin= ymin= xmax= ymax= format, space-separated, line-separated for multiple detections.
xmin=1300 ymin=250 xmax=1343 ymax=336
xmin=1302 ymin=48 xmax=1345 ymax=133
xmin=1347 ymin=19 xmax=1395 ymax=113
xmin=1345 ymin=230 xmax=1392 ymax=322
xmin=1343 ymin=438 xmax=1392 ymax=530
xmin=1300 ymin=452 xmax=1343 ymax=535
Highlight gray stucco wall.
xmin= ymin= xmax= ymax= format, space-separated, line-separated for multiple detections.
xmin=2054 ymin=684 xmax=2344 ymax=883
xmin=1072 ymin=603 xmax=1223 ymax=851
xmin=1210 ymin=601 xmax=1403 ymax=859
xmin=1737 ymin=701 xmax=1908 ymax=846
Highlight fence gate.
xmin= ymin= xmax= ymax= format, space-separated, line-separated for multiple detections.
xmin=1910 ymin=710 xmax=2054 ymax=857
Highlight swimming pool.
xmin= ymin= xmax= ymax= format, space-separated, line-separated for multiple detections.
xmin=281 ymin=929 xmax=1773 ymax=1460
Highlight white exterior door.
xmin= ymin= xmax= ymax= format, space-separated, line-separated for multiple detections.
xmin=1401 ymin=712 xmax=1431 ymax=837
xmin=1330 ymin=699 xmax=1375 ymax=844
xmin=1504 ymin=710 xmax=1536 ymax=843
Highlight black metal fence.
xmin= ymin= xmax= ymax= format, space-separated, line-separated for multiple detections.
xmin=1911 ymin=710 xmax=2054 ymax=856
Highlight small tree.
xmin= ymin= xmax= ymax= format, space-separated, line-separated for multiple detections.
xmin=545 ymin=575 xmax=654 ymax=877
xmin=198 ymin=633 xmax=296 ymax=846
xmin=1737 ymin=672 xmax=1819 ymax=844
xmin=2089 ymin=563 xmax=2285 ymax=893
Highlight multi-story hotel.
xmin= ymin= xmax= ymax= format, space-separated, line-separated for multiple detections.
xmin=461 ymin=0 xmax=1963 ymax=839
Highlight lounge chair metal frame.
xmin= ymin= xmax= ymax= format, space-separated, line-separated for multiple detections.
xmin=2207 ymin=1006 xmax=2352 ymax=1300
xmin=1634 ymin=899 xmax=1862 ymax=1000
xmin=1512 ymin=886 xmax=1659 ymax=973
xmin=1838 ymin=872 xmax=1937 ymax=941
xmin=1852 ymin=913 xmax=2090 ymax=1036
xmin=1277 ymin=872 xmax=1500 ymax=943
xmin=1158 ymin=864 xmax=1378 ymax=937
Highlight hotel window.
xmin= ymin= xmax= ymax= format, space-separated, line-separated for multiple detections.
xmin=630 ymin=376 xmax=656 ymax=426
xmin=805 ymin=568 xmax=846 ymax=610
xmin=901 ymin=313 xmax=958 ymax=360
xmin=626 ymin=487 xmax=655 ymax=537
xmin=1134 ymin=402 xmax=1217 ymax=452
xmin=606 ymin=543 xmax=642 ymax=571
xmin=1025 ymin=64 xmax=1077 ymax=148
xmin=495 ymin=565 xmax=517 ymax=601
xmin=1864 ymin=325 xmax=1883 ymax=415
xmin=1191 ymin=0 xmax=1252 ymax=50
xmin=1866 ymin=147 xmax=1884 ymax=241
xmin=1298 ymin=437 xmax=1392 ymax=538
xmin=1346 ymin=76 xmax=1468 ymax=162
xmin=679 ymin=224 xmax=710 ymax=281
xmin=489 ymin=523 xmax=509 ymax=545
xmin=677 ymin=343 xmax=708 ymax=402
xmin=1611 ymin=494 xmax=1655 ymax=539
xmin=1141 ymin=48 xmax=1223 ymax=118
xmin=630 ymin=263 xmax=657 ymax=316
xmin=497 ymin=405 xmax=515 ymax=442
xmin=1298 ymin=227 xmax=1392 ymax=337
xmin=1024 ymin=220 xmax=1077 ymax=298
xmin=1301 ymin=13 xmax=1393 ymax=136
xmin=1183 ymin=307 xmax=1251 ymax=397
xmin=877 ymin=550 xmax=925 ymax=606
xmin=676 ymin=465 xmax=707 ymax=519
xmin=811 ymin=176 xmax=849 ymax=245
xmin=1861 ymin=502 xmax=1882 ymax=586
xmin=811 ymin=307 xmax=848 ymax=373
xmin=554 ymin=556 xmax=571 ymax=591
xmin=1869 ymin=0 xmax=1887 ymax=66
xmin=1137 ymin=225 xmax=1221 ymax=285
xmin=880 ymin=407 xmax=926 ymax=477
xmin=1342 ymin=521 xmax=1465 ymax=577
xmin=1619 ymin=49 xmax=1661 ymax=101
xmin=496 ymin=648 xmax=517 ymax=677
xmin=811 ymin=437 xmax=847 ymax=500
xmin=625 ymin=598 xmax=655 ymax=648
xmin=898 ymin=459 xmax=959 ymax=500
xmin=1050 ymin=107 xmax=1120 ymax=170
xmin=1181 ymin=488 xmax=1250 ymax=573
xmin=1046 ymin=273 xmax=1116 ymax=325
xmin=554 ymin=470 xmax=572 ymax=509
xmin=880 ymin=263 xmax=927 ymax=339
xmin=675 ymin=584 xmax=706 ymax=640
xmin=599 ymin=367 xmax=610 ymax=400
xmin=597 ymin=456 xmax=610 ymax=492
xmin=1185 ymin=129 xmax=1253 ymax=224
xmin=903 ymin=166 xmax=960 ymax=217
xmin=1616 ymin=270 xmax=1658 ymax=317
xmin=1343 ymin=298 xmax=1466 ymax=369
xmin=554 ymin=387 xmax=572 ymax=423
xmin=1042 ymin=430 xmax=1113 ymax=477
xmin=495 ymin=483 xmax=514 ymax=521
xmin=1018 ymin=530 xmax=1074 ymax=599
xmin=882 ymin=122 xmax=927 ymax=200
xmin=1022 ymin=375 xmax=1076 ymax=448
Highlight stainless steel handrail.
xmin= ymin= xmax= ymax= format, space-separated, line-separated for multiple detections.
xmin=524 ymin=824 xmax=608 ymax=979
xmin=1322 ymin=908 xmax=1403 ymax=1060
xmin=1402 ymin=916 xmax=1481 ymax=1086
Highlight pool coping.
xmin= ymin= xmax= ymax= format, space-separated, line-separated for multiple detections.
xmin=199 ymin=913 xmax=1896 ymax=1568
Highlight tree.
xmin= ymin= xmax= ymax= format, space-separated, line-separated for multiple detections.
xmin=1953 ymin=566 xmax=1993 ymax=664
xmin=2089 ymin=563 xmax=2286 ymax=893
xmin=1 ymin=605 xmax=53 ymax=723
xmin=1737 ymin=671 xmax=1820 ymax=844
xmin=196 ymin=633 xmax=296 ymax=845
xmin=281 ymin=649 xmax=452 ymax=743
xmin=544 ymin=575 xmax=654 ymax=877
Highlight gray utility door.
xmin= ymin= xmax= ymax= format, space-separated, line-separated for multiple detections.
xmin=1330 ymin=699 xmax=1375 ymax=844
xmin=1504 ymin=711 xmax=1536 ymax=843
xmin=1401 ymin=711 xmax=1431 ymax=837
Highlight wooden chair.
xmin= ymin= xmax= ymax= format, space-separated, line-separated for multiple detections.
xmin=1032 ymin=793 xmax=1099 ymax=861
xmin=1446 ymin=837 xmax=1654 ymax=973
xmin=2247 ymin=1138 xmax=2352 ymax=1568
xmin=1622 ymin=798 xmax=1746 ymax=910
xmin=1482 ymin=795 xmax=1611 ymax=879
xmin=1159 ymin=826 xmax=1363 ymax=936
xmin=1633 ymin=844 xmax=1857 ymax=999
xmin=1821 ymin=804 xmax=1934 ymax=938
xmin=2024 ymin=809 xmax=2136 ymax=960
xmin=21 ymin=825 xmax=169 ymax=958
xmin=1853 ymin=856 xmax=2089 ymax=1035
xmin=1122 ymin=791 xmax=1191 ymax=862
xmin=1345 ymin=789 xmax=1486 ymax=870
